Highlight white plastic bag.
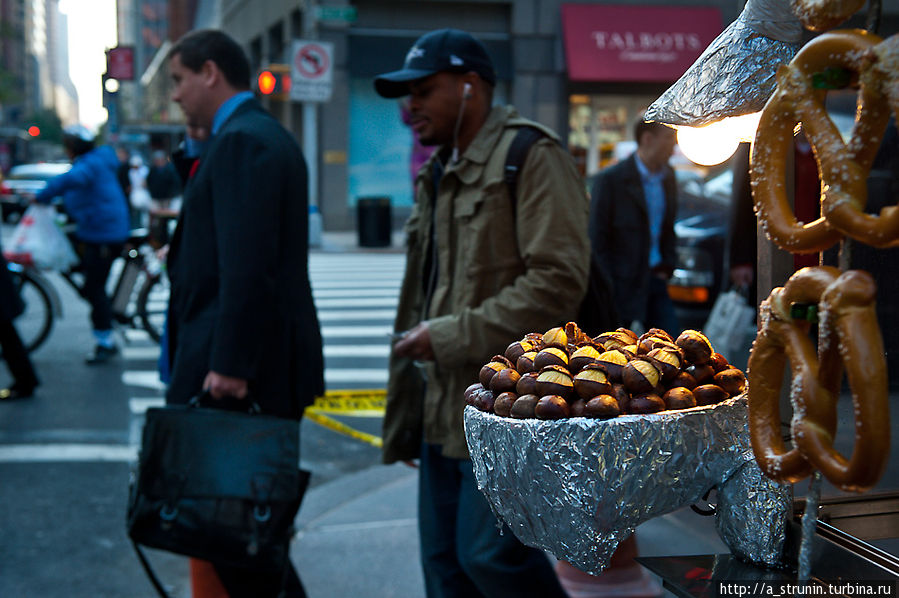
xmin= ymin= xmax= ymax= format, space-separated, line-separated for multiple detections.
xmin=703 ymin=289 xmax=756 ymax=364
xmin=4 ymin=204 xmax=79 ymax=270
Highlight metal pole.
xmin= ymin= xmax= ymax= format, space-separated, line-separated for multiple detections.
xmin=302 ymin=1 xmax=322 ymax=246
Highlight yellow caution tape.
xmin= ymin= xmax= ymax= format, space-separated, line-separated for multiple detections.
xmin=310 ymin=389 xmax=386 ymax=417
xmin=303 ymin=409 xmax=383 ymax=448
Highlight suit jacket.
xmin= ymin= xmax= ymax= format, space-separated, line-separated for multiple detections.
xmin=165 ymin=98 xmax=324 ymax=419
xmin=588 ymin=154 xmax=677 ymax=325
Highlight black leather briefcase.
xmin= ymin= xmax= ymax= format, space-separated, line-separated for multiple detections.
xmin=127 ymin=396 xmax=309 ymax=571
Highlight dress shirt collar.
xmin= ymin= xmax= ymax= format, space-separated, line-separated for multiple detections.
xmin=211 ymin=91 xmax=254 ymax=137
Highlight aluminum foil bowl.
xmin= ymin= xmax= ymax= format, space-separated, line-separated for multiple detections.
xmin=464 ymin=394 xmax=790 ymax=575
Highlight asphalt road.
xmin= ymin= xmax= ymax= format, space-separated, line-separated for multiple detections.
xmin=0 ymin=249 xmax=403 ymax=597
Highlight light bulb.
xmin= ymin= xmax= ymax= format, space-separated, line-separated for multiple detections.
xmin=675 ymin=112 xmax=761 ymax=166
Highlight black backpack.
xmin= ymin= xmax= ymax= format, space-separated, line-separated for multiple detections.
xmin=504 ymin=126 xmax=619 ymax=337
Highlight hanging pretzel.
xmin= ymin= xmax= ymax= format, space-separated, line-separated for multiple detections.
xmin=748 ymin=267 xmax=890 ymax=492
xmin=791 ymin=0 xmax=865 ymax=32
xmin=751 ymin=29 xmax=895 ymax=253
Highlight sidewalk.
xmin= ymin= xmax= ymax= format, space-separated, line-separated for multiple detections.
xmin=291 ymin=461 xmax=730 ymax=598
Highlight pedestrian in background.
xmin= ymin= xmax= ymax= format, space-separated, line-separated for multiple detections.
xmin=128 ymin=155 xmax=152 ymax=228
xmin=375 ymin=28 xmax=587 ymax=598
xmin=589 ymin=119 xmax=680 ymax=335
xmin=0 ymin=248 xmax=39 ymax=400
xmin=34 ymin=125 xmax=130 ymax=364
xmin=165 ymin=29 xmax=324 ymax=598
xmin=146 ymin=149 xmax=182 ymax=212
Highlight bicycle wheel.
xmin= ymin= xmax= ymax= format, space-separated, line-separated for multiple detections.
xmin=10 ymin=269 xmax=55 ymax=352
xmin=136 ymin=269 xmax=169 ymax=343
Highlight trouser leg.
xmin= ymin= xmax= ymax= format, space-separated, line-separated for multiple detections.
xmin=0 ymin=318 xmax=37 ymax=387
xmin=455 ymin=456 xmax=568 ymax=598
xmin=646 ymin=276 xmax=681 ymax=334
xmin=212 ymin=560 xmax=306 ymax=598
xmin=80 ymin=242 xmax=120 ymax=333
xmin=418 ymin=442 xmax=485 ymax=598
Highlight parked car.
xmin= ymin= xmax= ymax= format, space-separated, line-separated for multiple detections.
xmin=0 ymin=162 xmax=71 ymax=222
xmin=669 ymin=167 xmax=733 ymax=330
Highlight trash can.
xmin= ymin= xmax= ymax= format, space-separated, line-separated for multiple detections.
xmin=357 ymin=196 xmax=392 ymax=248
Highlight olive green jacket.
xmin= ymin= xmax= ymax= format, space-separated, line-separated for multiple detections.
xmin=383 ymin=106 xmax=590 ymax=462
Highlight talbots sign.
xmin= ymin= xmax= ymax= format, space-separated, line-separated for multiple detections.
xmin=562 ymin=4 xmax=722 ymax=82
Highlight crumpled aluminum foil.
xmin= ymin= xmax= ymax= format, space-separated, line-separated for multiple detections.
xmin=464 ymin=395 xmax=791 ymax=575
xmin=645 ymin=0 xmax=802 ymax=127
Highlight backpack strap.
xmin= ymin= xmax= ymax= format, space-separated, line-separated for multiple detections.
xmin=504 ymin=126 xmax=549 ymax=210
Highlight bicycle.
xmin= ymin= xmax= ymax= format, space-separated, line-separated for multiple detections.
xmin=7 ymin=228 xmax=169 ymax=352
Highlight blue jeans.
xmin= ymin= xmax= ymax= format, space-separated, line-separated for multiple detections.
xmin=645 ymin=275 xmax=681 ymax=334
xmin=418 ymin=442 xmax=567 ymax=598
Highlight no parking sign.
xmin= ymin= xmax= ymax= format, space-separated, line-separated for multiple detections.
xmin=290 ymin=40 xmax=334 ymax=102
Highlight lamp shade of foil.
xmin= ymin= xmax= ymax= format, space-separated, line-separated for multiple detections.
xmin=645 ymin=0 xmax=802 ymax=127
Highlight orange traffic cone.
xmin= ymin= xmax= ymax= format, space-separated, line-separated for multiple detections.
xmin=190 ymin=558 xmax=229 ymax=598
xmin=554 ymin=535 xmax=662 ymax=598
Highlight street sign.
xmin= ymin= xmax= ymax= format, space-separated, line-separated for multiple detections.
xmin=315 ymin=5 xmax=357 ymax=23
xmin=290 ymin=40 xmax=334 ymax=103
xmin=106 ymin=46 xmax=135 ymax=81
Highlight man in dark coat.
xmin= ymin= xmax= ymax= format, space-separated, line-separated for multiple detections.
xmin=589 ymin=119 xmax=680 ymax=334
xmin=165 ymin=29 xmax=324 ymax=597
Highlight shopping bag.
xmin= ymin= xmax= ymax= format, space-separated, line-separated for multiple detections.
xmin=703 ymin=288 xmax=756 ymax=364
xmin=3 ymin=204 xmax=78 ymax=270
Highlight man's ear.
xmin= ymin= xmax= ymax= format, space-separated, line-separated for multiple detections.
xmin=200 ymin=59 xmax=219 ymax=87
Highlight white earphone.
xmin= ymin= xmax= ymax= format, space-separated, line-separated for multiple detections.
xmin=463 ymin=82 xmax=472 ymax=99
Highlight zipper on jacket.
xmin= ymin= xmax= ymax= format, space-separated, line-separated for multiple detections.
xmin=421 ymin=152 xmax=447 ymax=322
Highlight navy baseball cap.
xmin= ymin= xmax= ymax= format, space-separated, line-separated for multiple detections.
xmin=374 ymin=29 xmax=496 ymax=98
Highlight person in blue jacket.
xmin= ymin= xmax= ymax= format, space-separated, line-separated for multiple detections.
xmin=35 ymin=124 xmax=130 ymax=364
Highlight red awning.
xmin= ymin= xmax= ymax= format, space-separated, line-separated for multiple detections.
xmin=561 ymin=4 xmax=723 ymax=83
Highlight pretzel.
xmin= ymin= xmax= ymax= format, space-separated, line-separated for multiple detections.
xmin=748 ymin=267 xmax=890 ymax=492
xmin=791 ymin=0 xmax=865 ymax=32
xmin=751 ymin=29 xmax=896 ymax=253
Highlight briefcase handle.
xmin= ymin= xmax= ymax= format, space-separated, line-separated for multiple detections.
xmin=189 ymin=390 xmax=264 ymax=414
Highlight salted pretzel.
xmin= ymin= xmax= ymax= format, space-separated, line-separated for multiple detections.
xmin=748 ymin=267 xmax=890 ymax=492
xmin=751 ymin=29 xmax=899 ymax=253
xmin=791 ymin=0 xmax=865 ymax=32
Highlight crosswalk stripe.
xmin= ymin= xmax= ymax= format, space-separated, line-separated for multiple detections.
xmin=315 ymin=297 xmax=398 ymax=308
xmin=122 ymin=346 xmax=162 ymax=360
xmin=311 ymin=280 xmax=401 ymax=289
xmin=130 ymin=397 xmax=165 ymax=413
xmin=123 ymin=328 xmax=151 ymax=342
xmin=324 ymin=369 xmax=389 ymax=384
xmin=317 ymin=309 xmax=396 ymax=322
xmin=324 ymin=345 xmax=390 ymax=358
xmin=123 ymin=371 xmax=166 ymax=391
xmin=0 ymin=444 xmax=136 ymax=462
xmin=321 ymin=325 xmax=392 ymax=337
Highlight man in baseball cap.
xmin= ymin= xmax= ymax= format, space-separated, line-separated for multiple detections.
xmin=375 ymin=28 xmax=496 ymax=99
xmin=378 ymin=28 xmax=583 ymax=598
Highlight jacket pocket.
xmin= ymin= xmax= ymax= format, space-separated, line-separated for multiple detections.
xmin=453 ymin=182 xmax=521 ymax=280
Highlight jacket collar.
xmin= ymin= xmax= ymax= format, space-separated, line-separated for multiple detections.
xmin=444 ymin=105 xmax=515 ymax=185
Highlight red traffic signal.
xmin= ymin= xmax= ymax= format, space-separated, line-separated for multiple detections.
xmin=27 ymin=125 xmax=40 ymax=137
xmin=256 ymin=65 xmax=290 ymax=100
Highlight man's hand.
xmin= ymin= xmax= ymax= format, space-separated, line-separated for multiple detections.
xmin=392 ymin=321 xmax=435 ymax=361
xmin=203 ymin=371 xmax=248 ymax=399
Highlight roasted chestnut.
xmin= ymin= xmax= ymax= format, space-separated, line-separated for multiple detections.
xmin=627 ymin=393 xmax=665 ymax=414
xmin=489 ymin=368 xmax=520 ymax=393
xmin=493 ymin=392 xmax=518 ymax=417
xmin=622 ymin=358 xmax=661 ymax=395
xmin=713 ymin=368 xmax=746 ymax=396
xmin=473 ymin=389 xmax=496 ymax=412
xmin=504 ymin=340 xmax=535 ymax=365
xmin=573 ymin=363 xmax=611 ymax=399
xmin=708 ymin=352 xmax=730 ymax=372
xmin=510 ymin=394 xmax=539 ymax=419
xmin=535 ymin=365 xmax=573 ymax=399
xmin=685 ymin=363 xmax=715 ymax=385
xmin=542 ymin=326 xmax=568 ymax=349
xmin=667 ymin=370 xmax=698 ymax=390
xmin=516 ymin=351 xmax=538 ymax=374
xmin=569 ymin=398 xmax=587 ymax=418
xmin=533 ymin=347 xmax=569 ymax=370
xmin=584 ymin=395 xmax=620 ymax=419
xmin=569 ymin=344 xmax=601 ymax=373
xmin=610 ymin=383 xmax=630 ymax=412
xmin=676 ymin=330 xmax=713 ymax=365
xmin=479 ymin=355 xmax=513 ymax=387
xmin=516 ymin=371 xmax=539 ymax=396
xmin=693 ymin=384 xmax=729 ymax=406
xmin=647 ymin=347 xmax=682 ymax=381
xmin=464 ymin=382 xmax=484 ymax=406
xmin=597 ymin=349 xmax=628 ymax=382
xmin=535 ymin=395 xmax=570 ymax=419
xmin=662 ymin=387 xmax=696 ymax=410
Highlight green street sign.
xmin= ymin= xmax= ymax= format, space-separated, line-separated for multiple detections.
xmin=315 ymin=5 xmax=357 ymax=23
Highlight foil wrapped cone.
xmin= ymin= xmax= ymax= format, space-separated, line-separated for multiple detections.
xmin=464 ymin=395 xmax=790 ymax=575
xmin=645 ymin=0 xmax=802 ymax=127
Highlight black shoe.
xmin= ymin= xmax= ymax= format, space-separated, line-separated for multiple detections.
xmin=0 ymin=383 xmax=36 ymax=400
xmin=85 ymin=344 xmax=119 ymax=365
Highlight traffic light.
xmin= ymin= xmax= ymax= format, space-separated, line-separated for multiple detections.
xmin=102 ymin=73 xmax=119 ymax=108
xmin=27 ymin=125 xmax=40 ymax=137
xmin=256 ymin=64 xmax=290 ymax=101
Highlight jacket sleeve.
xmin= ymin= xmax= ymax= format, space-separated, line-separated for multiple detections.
xmin=207 ymin=131 xmax=284 ymax=379
xmin=427 ymin=140 xmax=590 ymax=368
xmin=660 ymin=169 xmax=679 ymax=271
xmin=35 ymin=161 xmax=91 ymax=204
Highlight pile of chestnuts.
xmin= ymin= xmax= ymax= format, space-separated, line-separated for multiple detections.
xmin=465 ymin=321 xmax=746 ymax=421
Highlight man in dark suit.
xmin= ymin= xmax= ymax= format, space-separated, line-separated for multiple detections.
xmin=589 ymin=119 xmax=680 ymax=334
xmin=166 ymin=29 xmax=324 ymax=597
